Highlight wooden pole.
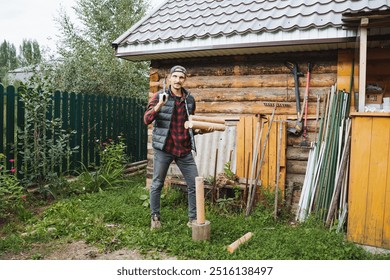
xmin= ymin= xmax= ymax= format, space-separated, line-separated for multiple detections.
xmin=227 ymin=232 xmax=253 ymax=253
xmin=185 ymin=120 xmax=225 ymax=131
xmin=246 ymin=116 xmax=261 ymax=209
xmin=190 ymin=115 xmax=226 ymax=124
xmin=274 ymin=120 xmax=283 ymax=220
xmin=196 ymin=176 xmax=205 ymax=224
xmin=192 ymin=176 xmax=211 ymax=241
xmin=358 ymin=18 xmax=368 ymax=112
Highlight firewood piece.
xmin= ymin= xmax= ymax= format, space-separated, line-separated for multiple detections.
xmin=196 ymin=177 xmax=205 ymax=224
xmin=227 ymin=232 xmax=253 ymax=253
xmin=190 ymin=115 xmax=226 ymax=124
xmin=184 ymin=120 xmax=225 ymax=131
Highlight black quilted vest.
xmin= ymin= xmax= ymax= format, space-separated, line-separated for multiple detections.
xmin=152 ymin=87 xmax=196 ymax=152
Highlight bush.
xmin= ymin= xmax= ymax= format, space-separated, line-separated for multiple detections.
xmin=0 ymin=153 xmax=24 ymax=219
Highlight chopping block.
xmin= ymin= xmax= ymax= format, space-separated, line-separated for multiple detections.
xmin=192 ymin=176 xmax=211 ymax=241
xmin=192 ymin=220 xmax=211 ymax=241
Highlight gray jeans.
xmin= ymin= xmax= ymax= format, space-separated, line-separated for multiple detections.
xmin=150 ymin=149 xmax=198 ymax=220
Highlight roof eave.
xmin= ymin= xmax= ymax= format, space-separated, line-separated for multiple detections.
xmin=114 ymin=37 xmax=357 ymax=61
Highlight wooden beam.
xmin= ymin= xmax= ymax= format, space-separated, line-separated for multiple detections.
xmin=358 ymin=18 xmax=369 ymax=112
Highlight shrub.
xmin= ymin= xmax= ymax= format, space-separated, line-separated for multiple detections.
xmin=0 ymin=153 xmax=24 ymax=219
xmin=17 ymin=77 xmax=77 ymax=190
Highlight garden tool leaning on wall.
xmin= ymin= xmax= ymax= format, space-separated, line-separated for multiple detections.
xmin=301 ymin=63 xmax=311 ymax=146
xmin=285 ymin=61 xmax=304 ymax=135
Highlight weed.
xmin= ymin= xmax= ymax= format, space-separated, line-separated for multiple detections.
xmin=0 ymin=153 xmax=25 ymax=220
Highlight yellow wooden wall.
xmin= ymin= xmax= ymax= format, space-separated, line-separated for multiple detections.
xmin=236 ymin=115 xmax=286 ymax=194
xmin=347 ymin=112 xmax=390 ymax=249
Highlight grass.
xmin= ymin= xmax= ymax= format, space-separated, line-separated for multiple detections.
xmin=1 ymin=175 xmax=389 ymax=260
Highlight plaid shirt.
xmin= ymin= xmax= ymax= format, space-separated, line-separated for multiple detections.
xmin=144 ymin=89 xmax=195 ymax=157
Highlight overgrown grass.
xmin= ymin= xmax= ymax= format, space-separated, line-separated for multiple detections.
xmin=1 ymin=175 xmax=389 ymax=260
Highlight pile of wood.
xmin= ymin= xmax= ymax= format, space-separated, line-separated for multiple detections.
xmin=184 ymin=115 xmax=226 ymax=132
xmin=123 ymin=160 xmax=147 ymax=176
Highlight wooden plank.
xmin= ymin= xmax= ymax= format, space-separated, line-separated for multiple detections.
xmin=261 ymin=118 xmax=269 ymax=188
xmin=280 ymin=116 xmax=287 ymax=166
xmin=245 ymin=116 xmax=254 ymax=180
xmin=236 ymin=116 xmax=246 ymax=177
xmin=280 ymin=116 xmax=287 ymax=195
xmin=383 ymin=126 xmax=390 ymax=249
xmin=268 ymin=116 xmax=277 ymax=190
xmin=365 ymin=118 xmax=390 ymax=247
xmin=364 ymin=117 xmax=388 ymax=247
xmin=279 ymin=166 xmax=286 ymax=196
xmin=347 ymin=116 xmax=372 ymax=244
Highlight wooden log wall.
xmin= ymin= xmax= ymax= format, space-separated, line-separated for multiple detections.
xmin=146 ymin=51 xmax=338 ymax=209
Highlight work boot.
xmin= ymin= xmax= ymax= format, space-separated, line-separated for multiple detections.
xmin=151 ymin=214 xmax=161 ymax=230
xmin=187 ymin=219 xmax=197 ymax=228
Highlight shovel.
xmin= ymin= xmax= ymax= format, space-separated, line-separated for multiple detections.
xmin=285 ymin=61 xmax=304 ymax=135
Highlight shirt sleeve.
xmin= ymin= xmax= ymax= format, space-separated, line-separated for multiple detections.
xmin=143 ymin=92 xmax=160 ymax=125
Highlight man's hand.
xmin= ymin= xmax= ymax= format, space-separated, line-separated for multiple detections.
xmin=159 ymin=92 xmax=168 ymax=104
xmin=194 ymin=127 xmax=215 ymax=135
xmin=154 ymin=92 xmax=168 ymax=112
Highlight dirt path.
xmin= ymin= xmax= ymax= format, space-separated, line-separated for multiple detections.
xmin=2 ymin=240 xmax=176 ymax=260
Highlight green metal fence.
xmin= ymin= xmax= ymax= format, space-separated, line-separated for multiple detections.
xmin=0 ymin=84 xmax=147 ymax=177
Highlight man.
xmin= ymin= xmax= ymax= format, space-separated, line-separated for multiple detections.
xmin=144 ymin=65 xmax=198 ymax=230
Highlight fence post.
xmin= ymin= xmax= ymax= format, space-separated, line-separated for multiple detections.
xmin=17 ymin=87 xmax=25 ymax=179
xmin=53 ymin=91 xmax=61 ymax=174
xmin=82 ymin=93 xmax=89 ymax=168
xmin=6 ymin=85 xmax=16 ymax=170
xmin=61 ymin=91 xmax=69 ymax=173
xmin=75 ymin=92 xmax=82 ymax=169
xmin=95 ymin=95 xmax=101 ymax=166
xmin=0 ymin=84 xmax=4 ymax=155
xmin=101 ymin=95 xmax=107 ymax=143
xmin=88 ymin=94 xmax=95 ymax=167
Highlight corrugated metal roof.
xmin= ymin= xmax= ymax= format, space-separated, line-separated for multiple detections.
xmin=113 ymin=0 xmax=390 ymax=60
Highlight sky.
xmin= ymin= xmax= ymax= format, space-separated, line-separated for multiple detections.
xmin=0 ymin=0 xmax=165 ymax=55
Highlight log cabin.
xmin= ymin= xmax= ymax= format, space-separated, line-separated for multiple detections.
xmin=113 ymin=0 xmax=390 ymax=248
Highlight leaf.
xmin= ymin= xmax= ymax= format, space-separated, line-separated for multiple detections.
xmin=142 ymin=200 xmax=149 ymax=207
xmin=139 ymin=194 xmax=148 ymax=201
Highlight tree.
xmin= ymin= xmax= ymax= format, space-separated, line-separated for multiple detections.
xmin=53 ymin=0 xmax=150 ymax=97
xmin=18 ymin=39 xmax=42 ymax=67
xmin=0 ymin=40 xmax=18 ymax=83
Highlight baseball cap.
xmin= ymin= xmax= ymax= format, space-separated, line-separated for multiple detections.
xmin=170 ymin=65 xmax=187 ymax=76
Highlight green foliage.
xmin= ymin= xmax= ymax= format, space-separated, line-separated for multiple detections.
xmin=72 ymin=139 xmax=129 ymax=194
xmin=52 ymin=0 xmax=149 ymax=97
xmin=0 ymin=40 xmax=18 ymax=84
xmin=214 ymin=186 xmax=244 ymax=215
xmin=0 ymin=153 xmax=25 ymax=219
xmin=223 ymin=161 xmax=235 ymax=180
xmin=2 ymin=175 xmax=389 ymax=260
xmin=74 ymin=162 xmax=127 ymax=193
xmin=99 ymin=137 xmax=129 ymax=172
xmin=18 ymin=39 xmax=42 ymax=67
xmin=17 ymin=76 xmax=78 ymax=189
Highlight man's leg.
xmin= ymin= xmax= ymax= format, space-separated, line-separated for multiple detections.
xmin=150 ymin=149 xmax=173 ymax=220
xmin=176 ymin=152 xmax=198 ymax=221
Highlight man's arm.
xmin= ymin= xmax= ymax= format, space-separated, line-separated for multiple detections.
xmin=143 ymin=92 xmax=166 ymax=125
